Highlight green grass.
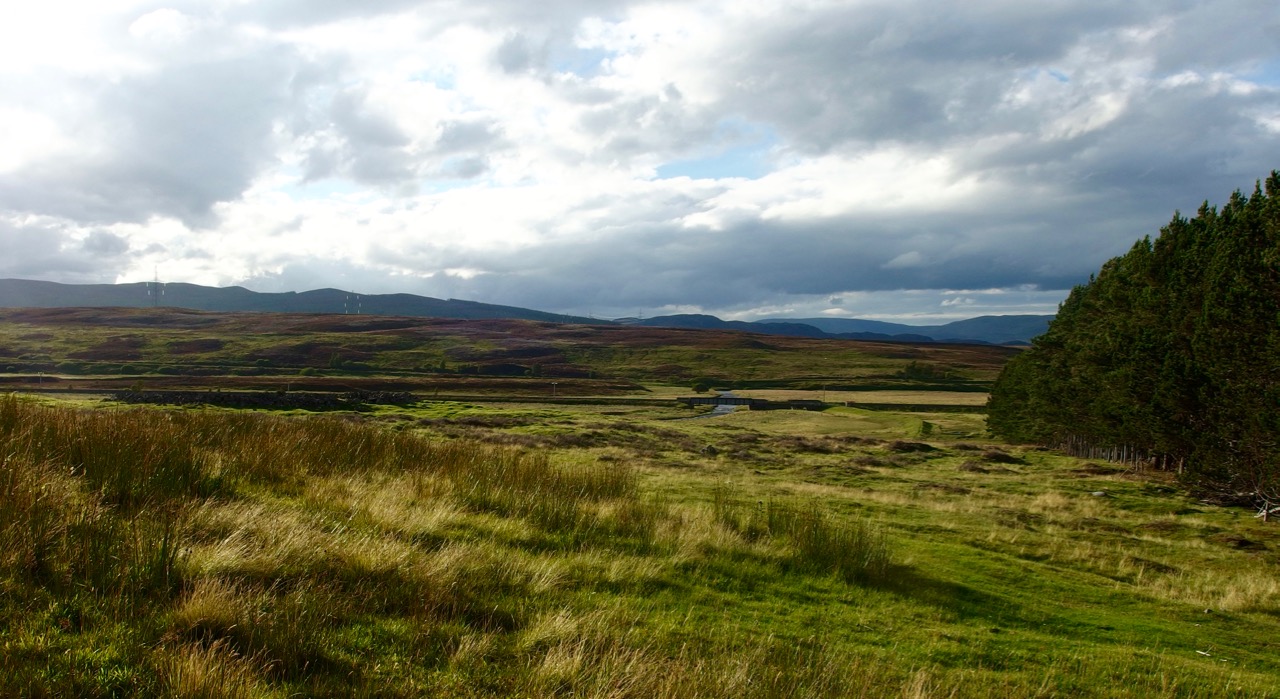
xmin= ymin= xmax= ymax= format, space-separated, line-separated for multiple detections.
xmin=2 ymin=392 xmax=1279 ymax=697
xmin=735 ymin=388 xmax=989 ymax=405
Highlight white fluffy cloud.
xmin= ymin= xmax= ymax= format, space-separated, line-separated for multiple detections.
xmin=1 ymin=0 xmax=1277 ymax=321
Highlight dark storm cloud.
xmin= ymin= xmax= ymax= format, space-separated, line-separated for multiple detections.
xmin=703 ymin=1 xmax=1142 ymax=150
xmin=665 ymin=0 xmax=1277 ymax=182
xmin=0 ymin=45 xmax=306 ymax=227
xmin=959 ymin=74 xmax=1279 ymax=223
xmin=0 ymin=219 xmax=124 ymax=282
xmin=366 ymin=194 xmax=1102 ymax=315
xmin=1142 ymin=0 xmax=1280 ymax=73
xmin=82 ymin=231 xmax=130 ymax=257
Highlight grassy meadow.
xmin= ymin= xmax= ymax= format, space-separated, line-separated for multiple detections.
xmin=0 ymin=308 xmax=1278 ymax=696
xmin=2 ymin=389 xmax=1278 ymax=698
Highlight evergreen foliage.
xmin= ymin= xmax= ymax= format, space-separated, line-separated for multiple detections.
xmin=988 ymin=171 xmax=1280 ymax=510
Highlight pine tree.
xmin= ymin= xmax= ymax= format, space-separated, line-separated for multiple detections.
xmin=988 ymin=171 xmax=1280 ymax=510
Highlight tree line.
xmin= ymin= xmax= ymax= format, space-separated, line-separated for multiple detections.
xmin=988 ymin=171 xmax=1280 ymax=515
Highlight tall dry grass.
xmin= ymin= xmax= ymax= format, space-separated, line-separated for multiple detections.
xmin=713 ymin=486 xmax=890 ymax=583
xmin=0 ymin=395 xmax=673 ymax=690
xmin=0 ymin=393 xmax=912 ymax=697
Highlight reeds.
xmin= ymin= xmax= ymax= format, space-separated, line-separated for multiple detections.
xmin=713 ymin=486 xmax=891 ymax=583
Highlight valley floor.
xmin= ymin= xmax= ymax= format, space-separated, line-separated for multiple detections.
xmin=1 ymin=390 xmax=1278 ymax=697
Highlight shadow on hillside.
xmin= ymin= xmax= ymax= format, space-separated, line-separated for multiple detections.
xmin=871 ymin=565 xmax=1014 ymax=622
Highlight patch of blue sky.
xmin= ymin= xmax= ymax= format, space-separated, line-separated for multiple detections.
xmin=656 ymin=120 xmax=778 ymax=181
xmin=656 ymin=145 xmax=773 ymax=181
xmin=280 ymin=177 xmax=363 ymax=201
xmin=410 ymin=70 xmax=456 ymax=90
xmin=550 ymin=46 xmax=614 ymax=78
xmin=1245 ymin=58 xmax=1280 ymax=87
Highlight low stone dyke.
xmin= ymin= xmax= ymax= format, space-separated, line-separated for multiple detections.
xmin=110 ymin=389 xmax=417 ymax=410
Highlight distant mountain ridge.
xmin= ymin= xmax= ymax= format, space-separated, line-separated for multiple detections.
xmin=0 ymin=279 xmax=598 ymax=325
xmin=766 ymin=315 xmax=1054 ymax=344
xmin=625 ymin=313 xmax=1052 ymax=345
xmin=1 ymin=278 xmax=1052 ymax=344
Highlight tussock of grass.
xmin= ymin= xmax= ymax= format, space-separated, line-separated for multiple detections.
xmin=1144 ymin=566 xmax=1280 ymax=613
xmin=713 ymin=487 xmax=890 ymax=583
xmin=0 ymin=451 xmax=184 ymax=604
xmin=157 ymin=640 xmax=264 ymax=699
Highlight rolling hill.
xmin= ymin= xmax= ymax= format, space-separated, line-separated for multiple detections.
xmin=1 ymin=279 xmax=1051 ymax=345
xmin=628 ymin=313 xmax=1052 ymax=345
xmin=0 ymin=279 xmax=597 ymax=325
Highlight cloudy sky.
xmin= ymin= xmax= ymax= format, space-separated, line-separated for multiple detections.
xmin=1 ymin=1 xmax=1277 ymax=322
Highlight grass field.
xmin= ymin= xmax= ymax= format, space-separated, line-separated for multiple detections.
xmin=735 ymin=389 xmax=991 ymax=406
xmin=2 ymin=387 xmax=1278 ymax=697
xmin=0 ymin=308 xmax=1275 ymax=696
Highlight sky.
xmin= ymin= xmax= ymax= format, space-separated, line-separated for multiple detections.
xmin=1 ymin=1 xmax=1277 ymax=323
